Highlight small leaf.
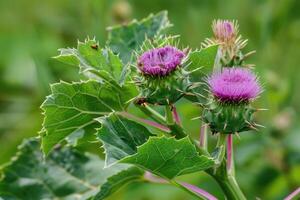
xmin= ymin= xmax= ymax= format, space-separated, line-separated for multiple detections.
xmin=97 ymin=113 xmax=155 ymax=167
xmin=185 ymin=45 xmax=219 ymax=103
xmin=121 ymin=136 xmax=215 ymax=179
xmin=54 ymin=38 xmax=124 ymax=84
xmin=107 ymin=11 xmax=171 ymax=63
xmin=0 ymin=139 xmax=144 ymax=200
xmin=41 ymin=80 xmax=135 ymax=155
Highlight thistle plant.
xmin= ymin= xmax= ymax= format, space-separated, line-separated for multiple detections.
xmin=4 ymin=11 xmax=299 ymax=200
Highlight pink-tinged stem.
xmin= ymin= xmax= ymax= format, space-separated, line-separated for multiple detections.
xmin=144 ymin=172 xmax=217 ymax=200
xmin=144 ymin=171 xmax=168 ymax=184
xmin=199 ymin=123 xmax=208 ymax=149
xmin=119 ymin=112 xmax=170 ymax=132
xmin=172 ymin=106 xmax=181 ymax=126
xmin=180 ymin=182 xmax=218 ymax=200
xmin=227 ymin=134 xmax=234 ymax=175
xmin=284 ymin=187 xmax=300 ymax=200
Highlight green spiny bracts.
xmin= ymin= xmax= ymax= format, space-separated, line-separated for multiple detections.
xmin=136 ymin=67 xmax=190 ymax=105
xmin=203 ymin=102 xmax=256 ymax=134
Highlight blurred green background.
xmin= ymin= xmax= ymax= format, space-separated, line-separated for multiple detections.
xmin=0 ymin=0 xmax=300 ymax=199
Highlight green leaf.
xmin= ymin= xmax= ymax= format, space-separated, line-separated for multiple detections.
xmin=185 ymin=45 xmax=219 ymax=103
xmin=41 ymin=80 xmax=135 ymax=155
xmin=187 ymin=45 xmax=219 ymax=76
xmin=54 ymin=38 xmax=125 ymax=84
xmin=121 ymin=136 xmax=215 ymax=179
xmin=0 ymin=139 xmax=144 ymax=200
xmin=92 ymin=167 xmax=144 ymax=200
xmin=97 ymin=113 xmax=155 ymax=167
xmin=107 ymin=11 xmax=171 ymax=63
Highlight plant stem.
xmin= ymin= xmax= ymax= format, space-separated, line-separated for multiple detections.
xmin=199 ymin=123 xmax=208 ymax=150
xmin=179 ymin=182 xmax=218 ymax=200
xmin=136 ymin=103 xmax=166 ymax=124
xmin=165 ymin=105 xmax=175 ymax=125
xmin=215 ymin=134 xmax=226 ymax=165
xmin=119 ymin=112 xmax=170 ymax=132
xmin=172 ymin=106 xmax=182 ymax=126
xmin=206 ymin=134 xmax=246 ymax=200
xmin=165 ymin=105 xmax=188 ymax=139
xmin=170 ymin=180 xmax=205 ymax=200
xmin=227 ymin=134 xmax=235 ymax=176
xmin=213 ymin=173 xmax=246 ymax=200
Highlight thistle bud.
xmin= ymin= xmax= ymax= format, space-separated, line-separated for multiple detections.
xmin=203 ymin=67 xmax=262 ymax=134
xmin=212 ymin=20 xmax=238 ymax=44
xmin=204 ymin=20 xmax=251 ymax=67
xmin=136 ymin=45 xmax=190 ymax=105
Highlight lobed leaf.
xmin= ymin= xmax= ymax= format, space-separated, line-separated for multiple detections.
xmin=41 ymin=80 xmax=135 ymax=155
xmin=0 ymin=139 xmax=144 ymax=200
xmin=97 ymin=113 xmax=155 ymax=167
xmin=107 ymin=11 xmax=171 ymax=63
xmin=121 ymin=136 xmax=215 ymax=179
xmin=54 ymin=38 xmax=125 ymax=84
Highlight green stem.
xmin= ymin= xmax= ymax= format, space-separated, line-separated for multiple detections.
xmin=165 ymin=105 xmax=174 ymax=125
xmin=215 ymin=134 xmax=226 ymax=166
xmin=136 ymin=103 xmax=166 ymax=124
xmin=165 ymin=105 xmax=187 ymax=139
xmin=213 ymin=174 xmax=246 ymax=200
xmin=199 ymin=123 xmax=208 ymax=150
xmin=206 ymin=134 xmax=246 ymax=200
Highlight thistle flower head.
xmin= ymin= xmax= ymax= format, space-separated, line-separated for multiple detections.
xmin=208 ymin=68 xmax=261 ymax=103
xmin=212 ymin=20 xmax=238 ymax=43
xmin=138 ymin=45 xmax=185 ymax=76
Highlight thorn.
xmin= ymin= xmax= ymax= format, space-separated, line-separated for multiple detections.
xmin=223 ymin=123 xmax=227 ymax=131
xmin=255 ymin=108 xmax=268 ymax=111
xmin=235 ymin=132 xmax=241 ymax=140
xmin=243 ymin=50 xmax=256 ymax=59
xmin=126 ymin=97 xmax=137 ymax=104
xmin=188 ymin=82 xmax=205 ymax=90
xmin=254 ymin=123 xmax=266 ymax=128
xmin=191 ymin=116 xmax=202 ymax=120
xmin=182 ymin=92 xmax=197 ymax=97
xmin=243 ymin=64 xmax=256 ymax=68
xmin=188 ymin=66 xmax=204 ymax=74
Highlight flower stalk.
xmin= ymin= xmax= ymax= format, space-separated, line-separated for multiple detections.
xmin=136 ymin=103 xmax=166 ymax=124
xmin=199 ymin=123 xmax=208 ymax=150
xmin=227 ymin=134 xmax=235 ymax=176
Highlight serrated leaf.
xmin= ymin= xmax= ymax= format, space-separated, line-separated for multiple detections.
xmin=54 ymin=38 xmax=125 ymax=84
xmin=41 ymin=80 xmax=135 ymax=155
xmin=97 ymin=113 xmax=155 ymax=167
xmin=185 ymin=45 xmax=219 ymax=103
xmin=107 ymin=11 xmax=171 ymax=63
xmin=121 ymin=136 xmax=215 ymax=179
xmin=0 ymin=139 xmax=144 ymax=200
xmin=92 ymin=167 xmax=144 ymax=200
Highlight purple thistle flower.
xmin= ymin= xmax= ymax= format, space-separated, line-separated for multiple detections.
xmin=212 ymin=20 xmax=238 ymax=43
xmin=138 ymin=45 xmax=185 ymax=76
xmin=208 ymin=68 xmax=261 ymax=103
